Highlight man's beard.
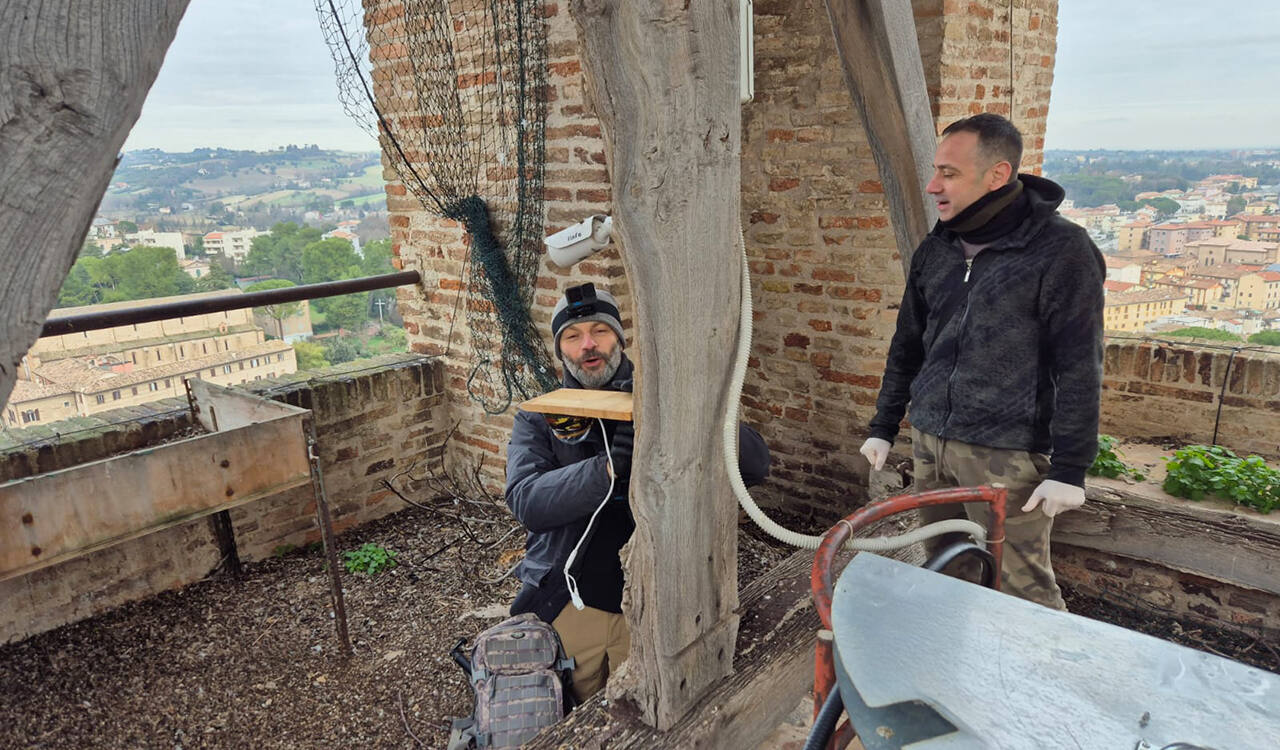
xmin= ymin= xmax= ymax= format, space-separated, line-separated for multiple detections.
xmin=564 ymin=345 xmax=622 ymax=388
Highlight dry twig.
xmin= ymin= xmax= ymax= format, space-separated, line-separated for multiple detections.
xmin=398 ymin=690 xmax=424 ymax=747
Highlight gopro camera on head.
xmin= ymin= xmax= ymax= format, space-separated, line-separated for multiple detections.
xmin=564 ymin=282 xmax=600 ymax=319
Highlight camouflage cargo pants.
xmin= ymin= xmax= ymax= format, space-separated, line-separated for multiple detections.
xmin=911 ymin=428 xmax=1066 ymax=610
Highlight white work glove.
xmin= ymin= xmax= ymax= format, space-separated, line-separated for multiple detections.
xmin=1022 ymin=479 xmax=1085 ymax=517
xmin=859 ymin=437 xmax=892 ymax=471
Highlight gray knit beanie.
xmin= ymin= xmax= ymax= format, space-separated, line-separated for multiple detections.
xmin=551 ymin=283 xmax=625 ymax=358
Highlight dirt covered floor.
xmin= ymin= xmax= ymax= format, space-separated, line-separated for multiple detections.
xmin=0 ymin=500 xmax=791 ymax=749
xmin=2 ymin=501 xmax=1276 ymax=749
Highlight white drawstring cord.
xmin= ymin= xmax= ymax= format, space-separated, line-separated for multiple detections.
xmin=564 ymin=417 xmax=616 ymax=611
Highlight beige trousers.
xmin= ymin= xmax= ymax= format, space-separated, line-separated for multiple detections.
xmin=552 ymin=603 xmax=630 ymax=702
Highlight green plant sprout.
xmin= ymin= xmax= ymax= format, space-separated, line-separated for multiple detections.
xmin=1164 ymin=445 xmax=1279 ymax=514
xmin=342 ymin=543 xmax=399 ymax=576
xmin=1088 ymin=435 xmax=1146 ymax=482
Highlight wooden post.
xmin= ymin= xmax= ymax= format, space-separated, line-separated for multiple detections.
xmin=0 ymin=1 xmax=190 ymax=411
xmin=570 ymin=0 xmax=742 ymax=730
xmin=824 ymin=0 xmax=938 ymax=274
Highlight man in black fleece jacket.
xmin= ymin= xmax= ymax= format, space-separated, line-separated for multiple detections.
xmin=860 ymin=113 xmax=1105 ymax=609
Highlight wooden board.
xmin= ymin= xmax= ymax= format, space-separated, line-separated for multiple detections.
xmin=519 ymin=388 xmax=633 ymax=421
xmin=0 ymin=1 xmax=190 ymax=413
xmin=188 ymin=377 xmax=311 ymax=431
xmin=0 ymin=389 xmax=310 ymax=582
xmin=571 ymin=0 xmax=743 ymax=730
xmin=1056 ymin=475 xmax=1280 ymax=597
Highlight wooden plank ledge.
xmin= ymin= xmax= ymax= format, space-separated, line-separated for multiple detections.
xmin=1060 ymin=473 xmax=1280 ymax=597
xmin=519 ymin=388 xmax=634 ymax=421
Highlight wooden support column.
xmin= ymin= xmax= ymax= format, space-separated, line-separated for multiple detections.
xmin=0 ymin=1 xmax=190 ymax=410
xmin=570 ymin=0 xmax=742 ymax=730
xmin=824 ymin=0 xmax=938 ymax=273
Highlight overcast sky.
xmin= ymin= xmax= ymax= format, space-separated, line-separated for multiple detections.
xmin=1047 ymin=0 xmax=1280 ymax=150
xmin=124 ymin=0 xmax=1279 ymax=153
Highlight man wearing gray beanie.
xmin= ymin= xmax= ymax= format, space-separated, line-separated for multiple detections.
xmin=503 ymin=282 xmax=770 ymax=704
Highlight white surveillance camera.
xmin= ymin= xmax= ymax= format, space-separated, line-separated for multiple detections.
xmin=544 ymin=214 xmax=613 ymax=267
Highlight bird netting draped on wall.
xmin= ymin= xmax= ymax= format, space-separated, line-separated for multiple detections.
xmin=316 ymin=0 xmax=558 ymax=413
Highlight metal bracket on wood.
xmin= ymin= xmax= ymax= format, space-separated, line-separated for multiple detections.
xmin=304 ymin=417 xmax=352 ymax=656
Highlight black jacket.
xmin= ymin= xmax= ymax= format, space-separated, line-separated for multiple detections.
xmin=505 ymin=355 xmax=770 ymax=619
xmin=869 ymin=174 xmax=1105 ymax=486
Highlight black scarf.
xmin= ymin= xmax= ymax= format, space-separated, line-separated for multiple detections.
xmin=940 ymin=179 xmax=1031 ymax=244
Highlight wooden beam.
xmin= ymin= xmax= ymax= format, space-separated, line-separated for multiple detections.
xmin=570 ymin=0 xmax=742 ymax=730
xmin=823 ymin=0 xmax=938 ymax=275
xmin=0 ymin=1 xmax=190 ymax=411
xmin=1057 ymin=477 xmax=1280 ymax=597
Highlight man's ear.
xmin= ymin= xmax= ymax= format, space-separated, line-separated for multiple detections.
xmin=989 ymin=160 xmax=1013 ymax=189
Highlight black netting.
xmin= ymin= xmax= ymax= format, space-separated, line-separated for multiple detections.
xmin=316 ymin=0 xmax=558 ymax=412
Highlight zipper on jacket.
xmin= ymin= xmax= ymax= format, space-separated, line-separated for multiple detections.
xmin=941 ymin=252 xmax=978 ymax=434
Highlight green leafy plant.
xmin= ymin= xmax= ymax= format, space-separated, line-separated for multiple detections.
xmin=1088 ymin=435 xmax=1146 ymax=481
xmin=1163 ymin=445 xmax=1280 ymax=514
xmin=342 ymin=543 xmax=399 ymax=576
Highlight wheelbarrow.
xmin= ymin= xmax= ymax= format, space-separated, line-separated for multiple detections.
xmin=803 ymin=487 xmax=1276 ymax=749
xmin=806 ymin=486 xmax=1004 ymax=750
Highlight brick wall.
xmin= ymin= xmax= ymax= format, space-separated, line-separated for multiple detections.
xmin=372 ymin=0 xmax=626 ymax=493
xmin=1054 ymin=544 xmax=1280 ymax=639
xmin=1101 ymin=338 xmax=1280 ymax=460
xmin=926 ymin=0 xmax=1059 ymax=173
xmin=377 ymin=0 xmax=1063 ymax=517
xmin=0 ymin=355 xmax=448 ymax=644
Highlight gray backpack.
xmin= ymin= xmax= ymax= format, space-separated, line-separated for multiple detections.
xmin=447 ymin=614 xmax=576 ymax=749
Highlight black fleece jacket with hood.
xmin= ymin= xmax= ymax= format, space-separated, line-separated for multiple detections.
xmin=869 ymin=174 xmax=1106 ymax=486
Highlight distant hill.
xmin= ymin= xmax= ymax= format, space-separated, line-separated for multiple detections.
xmin=98 ymin=146 xmax=386 ymax=225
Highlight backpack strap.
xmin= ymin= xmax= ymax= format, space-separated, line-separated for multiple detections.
xmin=446 ymin=717 xmax=476 ymax=750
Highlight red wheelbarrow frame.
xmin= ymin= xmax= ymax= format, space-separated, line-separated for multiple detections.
xmin=808 ymin=485 xmax=1008 ymax=749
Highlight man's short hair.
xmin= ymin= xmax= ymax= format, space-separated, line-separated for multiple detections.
xmin=941 ymin=114 xmax=1023 ymax=182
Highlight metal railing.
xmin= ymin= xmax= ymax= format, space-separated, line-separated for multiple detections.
xmin=40 ymin=271 xmax=422 ymax=337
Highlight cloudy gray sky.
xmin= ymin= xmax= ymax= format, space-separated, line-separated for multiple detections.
xmin=124 ymin=0 xmax=1279 ymax=153
xmin=1046 ymin=0 xmax=1279 ymax=150
xmin=123 ymin=0 xmax=373 ymax=152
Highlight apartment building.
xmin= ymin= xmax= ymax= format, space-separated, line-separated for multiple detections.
xmin=124 ymin=229 xmax=186 ymax=259
xmin=1150 ymin=277 xmax=1224 ymax=308
xmin=1188 ymin=238 xmax=1279 ymax=267
xmin=1147 ymin=223 xmax=1217 ymax=256
xmin=1186 ymin=264 xmax=1262 ymax=309
xmin=203 ymin=229 xmax=267 ymax=261
xmin=5 ymin=292 xmax=298 ymax=429
xmin=1116 ymin=220 xmax=1150 ymax=253
xmin=1238 ymin=271 xmax=1280 ymax=311
xmin=1233 ymin=214 xmax=1280 ymax=242
xmin=1103 ymin=288 xmax=1188 ymax=332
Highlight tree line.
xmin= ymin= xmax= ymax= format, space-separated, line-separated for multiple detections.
xmin=56 ymin=222 xmax=396 ymax=336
